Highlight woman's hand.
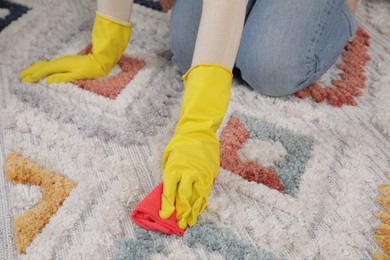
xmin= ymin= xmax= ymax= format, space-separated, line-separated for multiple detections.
xmin=160 ymin=138 xmax=219 ymax=229
xmin=19 ymin=12 xmax=131 ymax=84
xmin=159 ymin=65 xmax=232 ymax=229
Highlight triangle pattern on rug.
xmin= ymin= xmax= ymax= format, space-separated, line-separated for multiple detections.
xmin=220 ymin=115 xmax=284 ymax=193
xmin=5 ymin=152 xmax=76 ymax=254
xmin=220 ymin=114 xmax=313 ymax=197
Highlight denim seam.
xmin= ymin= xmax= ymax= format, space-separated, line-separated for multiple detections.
xmin=307 ymin=0 xmax=338 ymax=66
xmin=341 ymin=2 xmax=358 ymax=39
xmin=296 ymin=1 xmax=336 ymax=91
xmin=306 ymin=0 xmax=350 ymax=82
xmin=314 ymin=2 xmax=357 ymax=78
xmin=289 ymin=56 xmax=319 ymax=94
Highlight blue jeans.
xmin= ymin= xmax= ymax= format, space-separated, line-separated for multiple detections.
xmin=169 ymin=0 xmax=358 ymax=96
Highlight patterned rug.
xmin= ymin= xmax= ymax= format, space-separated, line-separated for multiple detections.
xmin=1 ymin=0 xmax=390 ymax=259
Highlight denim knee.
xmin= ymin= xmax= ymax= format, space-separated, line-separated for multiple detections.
xmin=169 ymin=26 xmax=193 ymax=74
xmin=234 ymin=0 xmax=353 ymax=97
xmin=169 ymin=0 xmax=202 ymax=74
xmin=236 ymin=46 xmax=318 ymax=97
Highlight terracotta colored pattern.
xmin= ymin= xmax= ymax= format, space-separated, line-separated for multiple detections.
xmin=5 ymin=153 xmax=76 ymax=254
xmin=134 ymin=0 xmax=175 ymax=13
xmin=74 ymin=45 xmax=145 ymax=99
xmin=160 ymin=0 xmax=175 ymax=12
xmin=373 ymin=173 xmax=390 ymax=260
xmin=220 ymin=114 xmax=313 ymax=196
xmin=295 ymin=27 xmax=370 ymax=107
xmin=220 ymin=116 xmax=284 ymax=193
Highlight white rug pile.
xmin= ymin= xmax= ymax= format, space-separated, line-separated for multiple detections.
xmin=0 ymin=0 xmax=389 ymax=259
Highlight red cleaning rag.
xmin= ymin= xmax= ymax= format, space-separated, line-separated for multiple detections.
xmin=131 ymin=183 xmax=185 ymax=236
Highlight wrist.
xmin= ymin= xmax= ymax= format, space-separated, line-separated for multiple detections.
xmin=95 ymin=11 xmax=132 ymax=27
xmin=97 ymin=0 xmax=133 ymax=26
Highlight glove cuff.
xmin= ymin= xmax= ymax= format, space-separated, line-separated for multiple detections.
xmin=96 ymin=11 xmax=132 ymax=28
xmin=91 ymin=12 xmax=132 ymax=75
xmin=97 ymin=0 xmax=133 ymax=26
xmin=182 ymin=64 xmax=233 ymax=83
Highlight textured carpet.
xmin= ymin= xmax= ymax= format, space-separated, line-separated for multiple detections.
xmin=1 ymin=0 xmax=390 ymax=259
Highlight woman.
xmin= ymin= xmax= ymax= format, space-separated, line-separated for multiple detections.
xmin=19 ymin=0 xmax=358 ymax=230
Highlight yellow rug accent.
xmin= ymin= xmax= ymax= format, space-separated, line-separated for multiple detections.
xmin=5 ymin=152 xmax=76 ymax=254
xmin=374 ymin=173 xmax=390 ymax=260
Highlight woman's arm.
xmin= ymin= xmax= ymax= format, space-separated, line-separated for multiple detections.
xmin=159 ymin=0 xmax=249 ymax=229
xmin=191 ymin=0 xmax=248 ymax=70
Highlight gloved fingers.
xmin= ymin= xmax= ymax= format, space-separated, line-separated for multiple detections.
xmin=21 ymin=56 xmax=84 ymax=83
xmin=187 ymin=182 xmax=209 ymax=227
xmin=19 ymin=61 xmax=48 ymax=79
xmin=159 ymin=173 xmax=178 ymax=220
xmin=187 ymin=196 xmax=206 ymax=227
xmin=46 ymin=72 xmax=85 ymax=84
xmin=20 ymin=58 xmax=69 ymax=83
xmin=198 ymin=198 xmax=208 ymax=213
xmin=28 ymin=56 xmax=81 ymax=82
xmin=176 ymin=176 xmax=195 ymax=229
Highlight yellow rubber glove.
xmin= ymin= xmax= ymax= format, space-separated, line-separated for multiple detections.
xmin=159 ymin=64 xmax=232 ymax=229
xmin=19 ymin=12 xmax=131 ymax=84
